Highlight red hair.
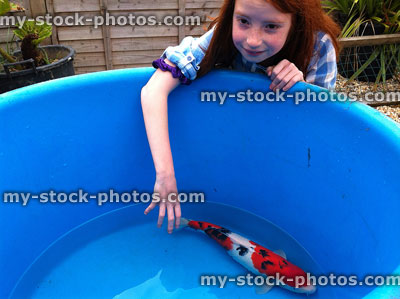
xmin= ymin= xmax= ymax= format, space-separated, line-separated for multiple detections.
xmin=197 ymin=0 xmax=341 ymax=77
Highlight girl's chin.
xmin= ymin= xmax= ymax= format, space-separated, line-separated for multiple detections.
xmin=242 ymin=54 xmax=268 ymax=63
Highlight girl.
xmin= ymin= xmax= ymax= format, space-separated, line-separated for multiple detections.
xmin=141 ymin=0 xmax=341 ymax=233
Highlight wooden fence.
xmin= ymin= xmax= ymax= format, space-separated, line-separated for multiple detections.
xmin=1 ymin=1 xmax=400 ymax=74
xmin=1 ymin=0 xmax=222 ymax=74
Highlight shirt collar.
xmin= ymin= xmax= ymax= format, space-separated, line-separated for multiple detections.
xmin=240 ymin=54 xmax=268 ymax=74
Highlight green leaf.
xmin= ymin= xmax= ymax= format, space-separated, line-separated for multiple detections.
xmin=327 ymin=0 xmax=400 ymax=36
xmin=10 ymin=2 xmax=23 ymax=11
xmin=346 ymin=48 xmax=380 ymax=83
xmin=380 ymin=47 xmax=386 ymax=83
xmin=371 ymin=16 xmax=382 ymax=23
xmin=13 ymin=20 xmax=52 ymax=45
xmin=341 ymin=16 xmax=366 ymax=37
xmin=0 ymin=0 xmax=11 ymax=16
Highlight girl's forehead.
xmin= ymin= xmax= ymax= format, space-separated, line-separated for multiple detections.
xmin=233 ymin=0 xmax=291 ymax=23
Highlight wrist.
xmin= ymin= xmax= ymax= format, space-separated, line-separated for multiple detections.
xmin=156 ymin=171 xmax=176 ymax=180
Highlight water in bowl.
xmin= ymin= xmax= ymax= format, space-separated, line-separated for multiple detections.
xmin=11 ymin=202 xmax=336 ymax=298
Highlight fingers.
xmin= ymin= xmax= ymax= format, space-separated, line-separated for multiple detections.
xmin=167 ymin=203 xmax=174 ymax=234
xmin=174 ymin=204 xmax=181 ymax=229
xmin=166 ymin=193 xmax=179 ymax=233
xmin=157 ymin=202 xmax=166 ymax=228
xmin=145 ymin=194 xmax=181 ymax=234
xmin=282 ymin=72 xmax=304 ymax=91
xmin=269 ymin=60 xmax=292 ymax=91
xmin=146 ymin=175 xmax=181 ymax=233
xmin=274 ymin=70 xmax=303 ymax=91
xmin=144 ymin=202 xmax=157 ymax=215
xmin=270 ymin=67 xmax=291 ymax=91
xmin=268 ymin=60 xmax=304 ymax=92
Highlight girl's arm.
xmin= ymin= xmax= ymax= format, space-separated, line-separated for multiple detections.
xmin=141 ymin=58 xmax=181 ymax=234
xmin=141 ymin=29 xmax=213 ymax=233
xmin=305 ymin=32 xmax=337 ymax=89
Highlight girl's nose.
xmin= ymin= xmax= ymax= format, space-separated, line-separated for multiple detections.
xmin=246 ymin=29 xmax=262 ymax=48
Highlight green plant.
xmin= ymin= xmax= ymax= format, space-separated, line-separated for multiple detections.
xmin=323 ymin=0 xmax=400 ymax=36
xmin=0 ymin=1 xmax=52 ymax=70
xmin=13 ymin=20 xmax=52 ymax=66
xmin=322 ymin=0 xmax=400 ymax=84
xmin=0 ymin=0 xmax=22 ymax=15
xmin=0 ymin=28 xmax=17 ymax=72
xmin=0 ymin=0 xmax=11 ymax=15
xmin=0 ymin=0 xmax=20 ymax=64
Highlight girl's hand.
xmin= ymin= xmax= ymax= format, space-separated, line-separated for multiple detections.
xmin=144 ymin=174 xmax=181 ymax=234
xmin=267 ymin=59 xmax=304 ymax=92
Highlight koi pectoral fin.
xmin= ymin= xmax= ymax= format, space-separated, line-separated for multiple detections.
xmin=255 ymin=283 xmax=273 ymax=295
xmin=177 ymin=218 xmax=190 ymax=230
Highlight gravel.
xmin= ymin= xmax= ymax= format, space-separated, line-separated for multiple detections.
xmin=375 ymin=105 xmax=400 ymax=123
xmin=335 ymin=73 xmax=400 ymax=124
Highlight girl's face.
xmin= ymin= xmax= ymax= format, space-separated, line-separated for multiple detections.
xmin=232 ymin=0 xmax=292 ymax=63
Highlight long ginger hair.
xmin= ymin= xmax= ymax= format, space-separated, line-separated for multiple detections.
xmin=197 ymin=0 xmax=341 ymax=77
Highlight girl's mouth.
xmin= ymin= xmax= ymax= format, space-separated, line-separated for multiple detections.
xmin=243 ymin=48 xmax=265 ymax=56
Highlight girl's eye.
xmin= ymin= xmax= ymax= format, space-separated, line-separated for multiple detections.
xmin=238 ymin=18 xmax=249 ymax=25
xmin=265 ymin=24 xmax=279 ymax=30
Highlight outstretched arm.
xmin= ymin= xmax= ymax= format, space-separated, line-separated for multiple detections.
xmin=141 ymin=58 xmax=181 ymax=233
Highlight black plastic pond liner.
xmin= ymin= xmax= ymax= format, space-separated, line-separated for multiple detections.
xmin=0 ymin=45 xmax=75 ymax=94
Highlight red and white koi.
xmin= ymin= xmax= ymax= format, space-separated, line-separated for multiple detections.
xmin=180 ymin=218 xmax=316 ymax=295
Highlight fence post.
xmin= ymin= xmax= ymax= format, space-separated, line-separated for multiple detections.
xmin=44 ymin=0 xmax=59 ymax=45
xmin=178 ymin=0 xmax=186 ymax=43
xmin=99 ymin=0 xmax=112 ymax=70
xmin=29 ymin=0 xmax=46 ymax=17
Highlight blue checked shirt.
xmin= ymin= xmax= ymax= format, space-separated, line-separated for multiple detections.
xmin=161 ymin=28 xmax=337 ymax=90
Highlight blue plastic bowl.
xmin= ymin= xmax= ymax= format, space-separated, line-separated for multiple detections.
xmin=0 ymin=68 xmax=399 ymax=298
